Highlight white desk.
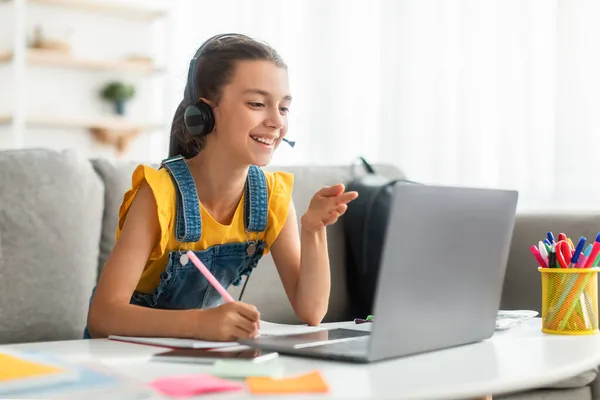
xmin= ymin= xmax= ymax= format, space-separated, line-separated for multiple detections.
xmin=3 ymin=318 xmax=600 ymax=399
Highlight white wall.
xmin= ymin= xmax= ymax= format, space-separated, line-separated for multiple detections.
xmin=3 ymin=1 xmax=600 ymax=211
xmin=0 ymin=1 xmax=13 ymax=119
xmin=0 ymin=0 xmax=171 ymax=162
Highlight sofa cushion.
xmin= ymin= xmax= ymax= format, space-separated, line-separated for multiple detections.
xmin=90 ymin=158 xmax=138 ymax=278
xmin=501 ymin=213 xmax=600 ymax=313
xmin=0 ymin=149 xmax=104 ymax=343
xmin=542 ymin=369 xmax=598 ymax=389
xmin=496 ymin=386 xmax=591 ymax=400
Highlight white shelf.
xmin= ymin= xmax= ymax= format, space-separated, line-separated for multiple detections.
xmin=0 ymin=50 xmax=11 ymax=63
xmin=0 ymin=49 xmax=164 ymax=74
xmin=0 ymin=115 xmax=11 ymax=125
xmin=1 ymin=0 xmax=170 ymax=155
xmin=28 ymin=0 xmax=167 ymax=21
xmin=28 ymin=116 xmax=164 ymax=131
xmin=0 ymin=115 xmax=164 ymax=131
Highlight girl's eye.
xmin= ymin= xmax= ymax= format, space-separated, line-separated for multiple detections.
xmin=248 ymin=102 xmax=265 ymax=108
xmin=279 ymin=107 xmax=289 ymax=114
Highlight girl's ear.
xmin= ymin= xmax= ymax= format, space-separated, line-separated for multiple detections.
xmin=199 ymin=97 xmax=214 ymax=107
xmin=200 ymin=97 xmax=217 ymax=133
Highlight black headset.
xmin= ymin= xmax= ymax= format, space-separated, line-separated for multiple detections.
xmin=183 ymin=33 xmax=295 ymax=147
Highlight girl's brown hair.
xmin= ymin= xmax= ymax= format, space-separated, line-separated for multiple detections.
xmin=169 ymin=34 xmax=287 ymax=158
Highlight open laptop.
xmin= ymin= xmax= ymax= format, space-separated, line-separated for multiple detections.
xmin=239 ymin=183 xmax=518 ymax=363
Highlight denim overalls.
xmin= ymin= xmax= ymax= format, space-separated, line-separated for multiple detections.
xmin=83 ymin=155 xmax=268 ymax=339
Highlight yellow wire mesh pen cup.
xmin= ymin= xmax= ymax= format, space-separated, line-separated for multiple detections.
xmin=539 ymin=267 xmax=600 ymax=335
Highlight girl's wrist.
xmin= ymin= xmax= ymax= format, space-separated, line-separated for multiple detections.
xmin=300 ymin=213 xmax=325 ymax=233
xmin=182 ymin=309 xmax=207 ymax=339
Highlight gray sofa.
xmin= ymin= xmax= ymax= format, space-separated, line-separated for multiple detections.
xmin=0 ymin=147 xmax=599 ymax=400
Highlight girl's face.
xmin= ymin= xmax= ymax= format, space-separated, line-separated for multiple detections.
xmin=210 ymin=60 xmax=291 ymax=167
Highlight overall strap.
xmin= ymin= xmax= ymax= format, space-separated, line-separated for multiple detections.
xmin=161 ymin=155 xmax=202 ymax=242
xmin=244 ymin=165 xmax=268 ymax=233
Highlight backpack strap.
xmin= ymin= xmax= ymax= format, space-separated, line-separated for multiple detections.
xmin=359 ymin=156 xmax=376 ymax=174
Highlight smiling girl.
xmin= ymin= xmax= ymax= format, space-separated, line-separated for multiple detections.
xmin=85 ymin=33 xmax=358 ymax=342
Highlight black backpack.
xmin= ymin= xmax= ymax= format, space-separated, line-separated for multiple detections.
xmin=343 ymin=157 xmax=422 ymax=318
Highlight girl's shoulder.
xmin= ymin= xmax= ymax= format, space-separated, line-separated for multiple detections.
xmin=263 ymin=170 xmax=294 ymax=214
xmin=263 ymin=170 xmax=294 ymax=196
xmin=121 ymin=164 xmax=176 ymax=209
xmin=116 ymin=164 xmax=176 ymax=260
xmin=262 ymin=170 xmax=295 ymax=252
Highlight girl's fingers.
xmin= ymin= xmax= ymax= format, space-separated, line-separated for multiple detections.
xmin=233 ymin=325 xmax=256 ymax=339
xmin=235 ymin=316 xmax=259 ymax=337
xmin=317 ymin=203 xmax=347 ymax=222
xmin=319 ymin=184 xmax=345 ymax=197
xmin=337 ymin=191 xmax=359 ymax=204
xmin=323 ymin=211 xmax=340 ymax=225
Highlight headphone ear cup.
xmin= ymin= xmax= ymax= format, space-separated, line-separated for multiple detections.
xmin=184 ymin=101 xmax=215 ymax=137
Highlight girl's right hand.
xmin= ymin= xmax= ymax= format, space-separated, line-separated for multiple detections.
xmin=198 ymin=302 xmax=260 ymax=341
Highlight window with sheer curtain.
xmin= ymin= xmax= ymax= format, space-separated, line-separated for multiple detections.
xmin=161 ymin=0 xmax=600 ymax=212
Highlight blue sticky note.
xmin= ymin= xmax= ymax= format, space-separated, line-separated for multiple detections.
xmin=2 ymin=352 xmax=125 ymax=398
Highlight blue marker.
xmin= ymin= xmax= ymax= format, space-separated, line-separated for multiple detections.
xmin=547 ymin=231 xmax=555 ymax=244
xmin=569 ymin=236 xmax=586 ymax=268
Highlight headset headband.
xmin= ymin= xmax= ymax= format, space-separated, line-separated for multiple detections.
xmin=186 ymin=33 xmax=249 ymax=104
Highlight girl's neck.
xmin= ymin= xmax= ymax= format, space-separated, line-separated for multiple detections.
xmin=187 ymin=148 xmax=248 ymax=225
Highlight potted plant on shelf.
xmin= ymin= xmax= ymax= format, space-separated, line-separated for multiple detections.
xmin=100 ymin=81 xmax=135 ymax=116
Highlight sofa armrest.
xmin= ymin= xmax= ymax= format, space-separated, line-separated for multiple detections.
xmin=500 ymin=212 xmax=600 ymax=312
xmin=590 ymin=369 xmax=600 ymax=400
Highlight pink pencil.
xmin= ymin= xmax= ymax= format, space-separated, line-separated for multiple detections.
xmin=186 ymin=250 xmax=235 ymax=303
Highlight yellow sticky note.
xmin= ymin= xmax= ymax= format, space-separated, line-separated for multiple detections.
xmin=246 ymin=370 xmax=329 ymax=394
xmin=0 ymin=353 xmax=66 ymax=382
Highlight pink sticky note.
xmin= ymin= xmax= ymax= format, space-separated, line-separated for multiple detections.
xmin=149 ymin=374 xmax=244 ymax=397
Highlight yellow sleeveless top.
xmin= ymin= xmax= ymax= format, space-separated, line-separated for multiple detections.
xmin=116 ymin=164 xmax=294 ymax=294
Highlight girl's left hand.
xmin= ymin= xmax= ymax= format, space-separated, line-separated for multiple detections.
xmin=301 ymin=184 xmax=358 ymax=232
